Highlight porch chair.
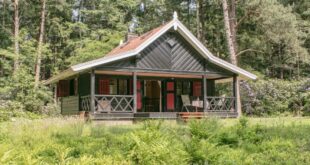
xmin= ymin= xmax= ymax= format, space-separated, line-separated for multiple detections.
xmin=181 ymin=95 xmax=195 ymax=112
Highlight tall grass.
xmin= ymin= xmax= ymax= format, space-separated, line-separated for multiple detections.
xmin=1 ymin=117 xmax=310 ymax=164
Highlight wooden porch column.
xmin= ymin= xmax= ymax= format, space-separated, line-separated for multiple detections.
xmin=233 ymin=75 xmax=238 ymax=113
xmin=203 ymin=75 xmax=207 ymax=112
xmin=90 ymin=69 xmax=95 ymax=113
xmin=133 ymin=71 xmax=137 ymax=113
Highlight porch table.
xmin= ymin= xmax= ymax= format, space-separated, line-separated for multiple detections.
xmin=192 ymin=100 xmax=203 ymax=112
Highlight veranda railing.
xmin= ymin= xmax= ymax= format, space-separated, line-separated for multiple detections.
xmin=80 ymin=95 xmax=134 ymax=113
xmin=205 ymin=97 xmax=236 ymax=112
xmin=81 ymin=95 xmax=235 ymax=113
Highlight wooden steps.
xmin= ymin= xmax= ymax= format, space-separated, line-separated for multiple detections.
xmin=177 ymin=112 xmax=204 ymax=122
xmin=177 ymin=112 xmax=238 ymax=122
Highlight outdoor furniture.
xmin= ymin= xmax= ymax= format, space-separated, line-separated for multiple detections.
xmin=192 ymin=99 xmax=203 ymax=112
xmin=181 ymin=95 xmax=196 ymax=112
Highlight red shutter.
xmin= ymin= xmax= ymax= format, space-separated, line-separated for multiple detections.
xmin=137 ymin=80 xmax=142 ymax=110
xmin=167 ymin=82 xmax=174 ymax=91
xmin=166 ymin=81 xmax=175 ymax=111
xmin=64 ymin=81 xmax=69 ymax=96
xmin=57 ymin=80 xmax=69 ymax=97
xmin=129 ymin=79 xmax=142 ymax=110
xmin=99 ymin=78 xmax=110 ymax=94
xmin=167 ymin=93 xmax=175 ymax=110
xmin=57 ymin=82 xmax=62 ymax=97
xmin=193 ymin=81 xmax=202 ymax=97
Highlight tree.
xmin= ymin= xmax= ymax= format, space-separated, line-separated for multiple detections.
xmin=12 ymin=0 xmax=20 ymax=74
xmin=222 ymin=0 xmax=237 ymax=65
xmin=222 ymin=0 xmax=241 ymax=117
xmin=34 ymin=0 xmax=46 ymax=87
xmin=196 ymin=0 xmax=205 ymax=43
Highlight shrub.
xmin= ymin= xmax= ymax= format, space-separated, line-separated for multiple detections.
xmin=125 ymin=121 xmax=189 ymax=164
xmin=1 ymin=118 xmax=310 ymax=164
xmin=242 ymin=79 xmax=309 ymax=116
xmin=188 ymin=118 xmax=220 ymax=139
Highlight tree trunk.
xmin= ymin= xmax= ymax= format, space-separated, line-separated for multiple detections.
xmin=297 ymin=53 xmax=300 ymax=80
xmin=222 ymin=0 xmax=237 ymax=65
xmin=196 ymin=0 xmax=205 ymax=43
xmin=2 ymin=0 xmax=5 ymax=27
xmin=229 ymin=0 xmax=237 ymax=54
xmin=222 ymin=0 xmax=241 ymax=117
xmin=13 ymin=0 xmax=20 ymax=74
xmin=280 ymin=67 xmax=284 ymax=79
xmin=187 ymin=0 xmax=190 ymax=27
xmin=34 ymin=0 xmax=46 ymax=87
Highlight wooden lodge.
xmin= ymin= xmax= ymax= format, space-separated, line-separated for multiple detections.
xmin=43 ymin=13 xmax=257 ymax=120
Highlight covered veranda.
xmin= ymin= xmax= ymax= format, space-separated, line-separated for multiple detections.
xmin=78 ymin=69 xmax=238 ymax=119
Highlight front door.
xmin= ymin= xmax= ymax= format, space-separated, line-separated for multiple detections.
xmin=144 ymin=80 xmax=161 ymax=112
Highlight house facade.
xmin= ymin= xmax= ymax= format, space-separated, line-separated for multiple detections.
xmin=43 ymin=14 xmax=257 ymax=120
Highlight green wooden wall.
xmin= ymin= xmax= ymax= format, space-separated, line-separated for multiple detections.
xmin=61 ymin=96 xmax=79 ymax=115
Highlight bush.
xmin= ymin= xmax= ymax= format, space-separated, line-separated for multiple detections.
xmin=0 ymin=68 xmax=58 ymax=121
xmin=241 ymin=79 xmax=309 ymax=116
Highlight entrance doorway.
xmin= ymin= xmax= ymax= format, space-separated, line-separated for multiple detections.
xmin=144 ymin=80 xmax=161 ymax=112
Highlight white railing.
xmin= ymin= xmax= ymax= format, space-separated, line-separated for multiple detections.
xmin=205 ymin=97 xmax=236 ymax=112
xmin=94 ymin=95 xmax=134 ymax=112
xmin=80 ymin=95 xmax=91 ymax=111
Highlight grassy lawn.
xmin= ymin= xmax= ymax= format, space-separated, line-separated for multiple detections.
xmin=1 ymin=117 xmax=310 ymax=164
xmin=221 ymin=117 xmax=310 ymax=127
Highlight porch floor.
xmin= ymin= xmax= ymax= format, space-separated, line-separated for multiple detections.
xmin=91 ymin=112 xmax=238 ymax=120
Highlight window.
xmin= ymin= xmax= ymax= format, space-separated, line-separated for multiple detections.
xmin=176 ymin=81 xmax=191 ymax=95
xmin=118 ymin=79 xmax=128 ymax=95
xmin=176 ymin=81 xmax=182 ymax=95
xmin=69 ymin=79 xmax=75 ymax=96
xmin=57 ymin=80 xmax=69 ymax=97
xmin=182 ymin=81 xmax=191 ymax=95
xmin=109 ymin=79 xmax=117 ymax=95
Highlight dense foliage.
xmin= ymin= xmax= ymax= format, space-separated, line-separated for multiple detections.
xmin=1 ymin=118 xmax=310 ymax=164
xmin=0 ymin=0 xmax=309 ymax=117
xmin=241 ymin=78 xmax=310 ymax=116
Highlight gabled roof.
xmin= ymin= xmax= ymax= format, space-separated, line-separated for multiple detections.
xmin=43 ymin=16 xmax=257 ymax=85
xmin=106 ymin=23 xmax=168 ymax=57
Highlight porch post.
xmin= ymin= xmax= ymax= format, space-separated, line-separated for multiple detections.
xmin=203 ymin=75 xmax=207 ymax=112
xmin=133 ymin=71 xmax=137 ymax=113
xmin=233 ymin=75 xmax=238 ymax=113
xmin=90 ymin=69 xmax=95 ymax=113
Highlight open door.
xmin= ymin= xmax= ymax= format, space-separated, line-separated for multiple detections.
xmin=144 ymin=80 xmax=161 ymax=112
xmin=165 ymin=81 xmax=175 ymax=111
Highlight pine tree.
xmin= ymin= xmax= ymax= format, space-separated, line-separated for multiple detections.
xmin=35 ymin=0 xmax=46 ymax=87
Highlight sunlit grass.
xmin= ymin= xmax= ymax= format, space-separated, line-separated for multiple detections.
xmin=1 ymin=117 xmax=310 ymax=164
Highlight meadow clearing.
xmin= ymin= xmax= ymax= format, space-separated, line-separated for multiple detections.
xmin=1 ymin=117 xmax=310 ymax=164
